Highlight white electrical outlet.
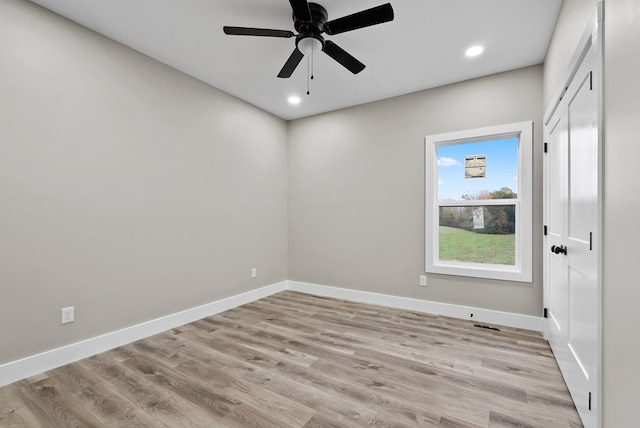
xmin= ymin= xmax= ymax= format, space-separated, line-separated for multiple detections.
xmin=419 ymin=275 xmax=427 ymax=286
xmin=61 ymin=306 xmax=74 ymax=324
xmin=251 ymin=268 xmax=257 ymax=278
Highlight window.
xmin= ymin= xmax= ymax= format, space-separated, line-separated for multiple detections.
xmin=425 ymin=122 xmax=532 ymax=282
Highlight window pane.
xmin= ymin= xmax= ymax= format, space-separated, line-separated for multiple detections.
xmin=439 ymin=205 xmax=516 ymax=265
xmin=437 ymin=137 xmax=518 ymax=201
xmin=426 ymin=121 xmax=532 ymax=281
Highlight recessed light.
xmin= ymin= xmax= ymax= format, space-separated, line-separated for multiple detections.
xmin=288 ymin=96 xmax=301 ymax=105
xmin=465 ymin=45 xmax=484 ymax=58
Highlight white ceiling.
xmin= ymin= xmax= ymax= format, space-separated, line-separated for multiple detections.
xmin=28 ymin=0 xmax=562 ymax=120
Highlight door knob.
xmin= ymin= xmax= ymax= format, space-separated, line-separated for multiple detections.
xmin=552 ymin=245 xmax=567 ymax=255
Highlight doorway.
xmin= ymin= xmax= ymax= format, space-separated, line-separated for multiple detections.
xmin=543 ymin=16 xmax=602 ymax=428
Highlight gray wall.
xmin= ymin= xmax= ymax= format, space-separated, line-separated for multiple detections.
xmin=602 ymin=1 xmax=640 ymax=426
xmin=288 ymin=65 xmax=544 ymax=316
xmin=543 ymin=0 xmax=598 ymax=107
xmin=0 ymin=0 xmax=288 ymax=365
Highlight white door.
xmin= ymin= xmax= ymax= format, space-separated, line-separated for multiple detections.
xmin=544 ymin=39 xmax=600 ymax=428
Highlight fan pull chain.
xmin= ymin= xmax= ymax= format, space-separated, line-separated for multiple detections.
xmin=307 ymin=55 xmax=310 ymax=95
xmin=311 ymin=44 xmax=315 ymax=80
xmin=306 ymin=44 xmax=316 ymax=95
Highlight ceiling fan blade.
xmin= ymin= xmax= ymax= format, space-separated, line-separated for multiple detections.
xmin=223 ymin=26 xmax=294 ymax=38
xmin=323 ymin=3 xmax=394 ymax=35
xmin=288 ymin=0 xmax=312 ymax=22
xmin=277 ymin=48 xmax=305 ymax=78
xmin=323 ymin=40 xmax=365 ymax=74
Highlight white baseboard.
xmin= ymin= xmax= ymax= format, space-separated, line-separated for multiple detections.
xmin=0 ymin=281 xmax=288 ymax=387
xmin=1 ymin=279 xmax=543 ymax=387
xmin=287 ymin=281 xmax=543 ymax=332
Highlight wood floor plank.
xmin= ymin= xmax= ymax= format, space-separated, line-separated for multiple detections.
xmin=0 ymin=291 xmax=582 ymax=427
xmin=439 ymin=414 xmax=487 ymax=428
xmin=71 ymin=381 xmax=170 ymax=428
xmin=79 ymin=353 xmax=226 ymax=427
xmin=269 ymin=359 xmax=450 ymax=427
xmin=42 ymin=362 xmax=99 ymax=394
xmin=181 ymin=329 xmax=282 ymax=370
xmin=121 ymin=353 xmax=240 ymax=420
xmin=0 ymin=383 xmax=43 ymax=428
xmin=174 ymin=358 xmax=316 ymax=427
xmin=128 ymin=334 xmax=316 ymax=427
xmin=0 ymin=406 xmax=44 ymax=428
xmin=174 ymin=334 xmax=380 ymax=426
xmin=13 ymin=377 xmax=103 ymax=427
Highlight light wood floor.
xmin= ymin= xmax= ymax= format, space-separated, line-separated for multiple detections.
xmin=0 ymin=291 xmax=582 ymax=427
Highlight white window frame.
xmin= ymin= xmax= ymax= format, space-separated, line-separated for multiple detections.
xmin=425 ymin=121 xmax=533 ymax=282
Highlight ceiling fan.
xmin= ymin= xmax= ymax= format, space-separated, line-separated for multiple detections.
xmin=223 ymin=0 xmax=394 ymax=78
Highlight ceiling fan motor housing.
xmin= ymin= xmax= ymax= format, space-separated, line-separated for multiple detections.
xmin=293 ymin=3 xmax=328 ymax=33
xmin=294 ymin=3 xmax=328 ymax=55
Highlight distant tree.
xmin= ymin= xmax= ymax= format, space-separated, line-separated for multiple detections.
xmin=490 ymin=187 xmax=517 ymax=199
xmin=440 ymin=187 xmax=516 ymax=235
xmin=484 ymin=187 xmax=516 ymax=234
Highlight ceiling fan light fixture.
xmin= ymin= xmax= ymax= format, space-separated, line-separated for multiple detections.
xmin=296 ymin=34 xmax=324 ymax=56
xmin=288 ymin=95 xmax=302 ymax=105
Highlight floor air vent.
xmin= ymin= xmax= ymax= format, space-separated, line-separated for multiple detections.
xmin=473 ymin=324 xmax=501 ymax=332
